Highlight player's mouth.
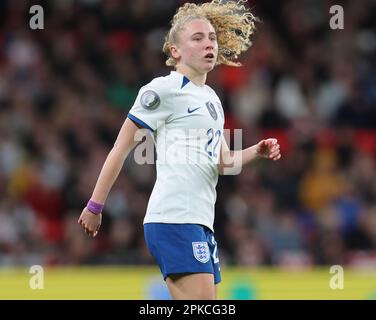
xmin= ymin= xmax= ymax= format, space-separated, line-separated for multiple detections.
xmin=204 ymin=53 xmax=215 ymax=60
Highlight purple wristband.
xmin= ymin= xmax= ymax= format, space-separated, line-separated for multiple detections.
xmin=86 ymin=200 xmax=104 ymax=215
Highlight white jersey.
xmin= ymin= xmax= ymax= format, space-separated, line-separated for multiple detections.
xmin=128 ymin=71 xmax=224 ymax=231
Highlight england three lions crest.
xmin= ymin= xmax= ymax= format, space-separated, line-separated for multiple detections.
xmin=206 ymin=101 xmax=218 ymax=120
xmin=192 ymin=242 xmax=210 ymax=263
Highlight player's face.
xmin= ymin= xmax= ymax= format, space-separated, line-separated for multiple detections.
xmin=174 ymin=19 xmax=218 ymax=74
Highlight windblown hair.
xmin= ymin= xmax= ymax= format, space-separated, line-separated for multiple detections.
xmin=163 ymin=0 xmax=259 ymax=67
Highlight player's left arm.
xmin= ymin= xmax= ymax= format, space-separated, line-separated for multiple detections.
xmin=218 ymin=137 xmax=281 ymax=175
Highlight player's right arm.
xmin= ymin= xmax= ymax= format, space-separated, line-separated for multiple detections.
xmin=79 ymin=78 xmax=172 ymax=237
xmin=78 ymin=118 xmax=140 ymax=237
xmin=89 ymin=117 xmax=140 ymax=203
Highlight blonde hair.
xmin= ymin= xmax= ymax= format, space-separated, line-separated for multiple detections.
xmin=163 ymin=0 xmax=259 ymax=67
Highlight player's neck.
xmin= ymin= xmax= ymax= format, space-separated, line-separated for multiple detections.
xmin=175 ymin=66 xmax=207 ymax=87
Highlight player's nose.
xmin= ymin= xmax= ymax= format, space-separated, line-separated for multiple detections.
xmin=205 ymin=42 xmax=214 ymax=50
xmin=203 ymin=38 xmax=214 ymax=49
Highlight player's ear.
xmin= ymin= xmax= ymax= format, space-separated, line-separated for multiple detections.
xmin=170 ymin=45 xmax=181 ymax=60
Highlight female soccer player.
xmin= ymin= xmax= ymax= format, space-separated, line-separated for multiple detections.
xmin=78 ymin=0 xmax=281 ymax=300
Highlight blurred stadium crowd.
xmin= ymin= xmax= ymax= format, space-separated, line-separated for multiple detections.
xmin=0 ymin=0 xmax=376 ymax=268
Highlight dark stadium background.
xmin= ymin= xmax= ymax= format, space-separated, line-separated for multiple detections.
xmin=0 ymin=0 xmax=375 ymax=299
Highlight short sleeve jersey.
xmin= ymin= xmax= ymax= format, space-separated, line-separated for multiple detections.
xmin=128 ymin=71 xmax=224 ymax=231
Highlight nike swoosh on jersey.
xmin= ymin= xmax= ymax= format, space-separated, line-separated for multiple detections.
xmin=187 ymin=107 xmax=201 ymax=113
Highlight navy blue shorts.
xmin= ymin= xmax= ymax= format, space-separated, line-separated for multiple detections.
xmin=144 ymin=223 xmax=221 ymax=285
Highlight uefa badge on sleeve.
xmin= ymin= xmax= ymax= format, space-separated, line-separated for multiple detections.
xmin=192 ymin=242 xmax=210 ymax=263
xmin=141 ymin=90 xmax=160 ymax=110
